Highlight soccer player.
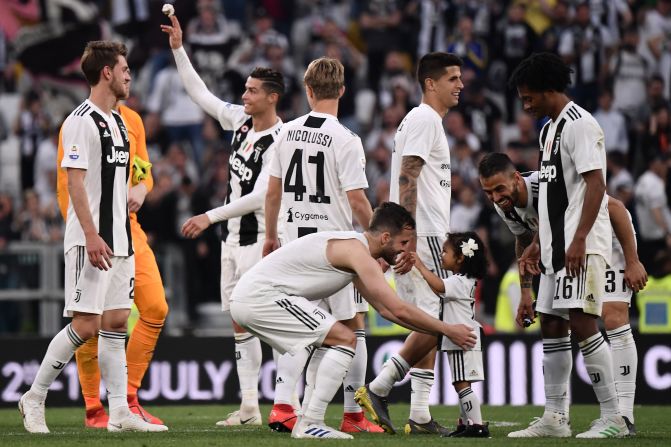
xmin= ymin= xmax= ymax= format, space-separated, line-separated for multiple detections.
xmin=19 ymin=41 xmax=166 ymax=433
xmin=507 ymin=52 xmax=629 ymax=438
xmin=410 ymin=232 xmax=490 ymax=438
xmin=231 ymin=202 xmax=477 ymax=439
xmin=56 ymin=101 xmax=169 ymax=427
xmin=478 ymin=152 xmax=646 ymax=437
xmin=161 ymin=14 xmax=289 ymax=427
xmin=264 ymin=57 xmax=379 ymax=433
xmin=356 ymin=52 xmax=464 ymax=436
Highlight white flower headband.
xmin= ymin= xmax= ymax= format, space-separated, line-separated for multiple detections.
xmin=460 ymin=238 xmax=479 ymax=258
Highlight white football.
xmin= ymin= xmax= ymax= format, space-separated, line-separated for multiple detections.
xmin=162 ymin=3 xmax=174 ymax=17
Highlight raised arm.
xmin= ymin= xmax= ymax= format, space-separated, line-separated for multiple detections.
xmin=161 ymin=15 xmax=225 ymax=119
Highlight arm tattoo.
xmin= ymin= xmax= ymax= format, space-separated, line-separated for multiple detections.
xmin=399 ymin=156 xmax=424 ymax=217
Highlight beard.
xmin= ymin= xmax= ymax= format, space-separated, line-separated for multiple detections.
xmin=111 ymin=78 xmax=129 ymax=100
xmin=379 ymin=245 xmax=399 ymax=266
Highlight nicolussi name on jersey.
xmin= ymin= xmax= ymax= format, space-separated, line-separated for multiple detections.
xmin=286 ymin=129 xmax=333 ymax=148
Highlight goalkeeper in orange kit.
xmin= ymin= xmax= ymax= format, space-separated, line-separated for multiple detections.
xmin=57 ymin=102 xmax=168 ymax=427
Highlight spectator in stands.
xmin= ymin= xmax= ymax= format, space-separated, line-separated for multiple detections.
xmin=446 ymin=110 xmax=480 ymax=152
xmin=364 ymin=136 xmax=392 ymax=208
xmin=33 ymin=125 xmax=58 ymax=212
xmin=146 ymin=60 xmax=206 ymax=167
xmin=0 ymin=191 xmax=17 ymax=250
xmin=539 ymin=0 xmax=570 ymax=53
xmin=643 ymin=104 xmax=671 ymax=162
xmin=607 ymin=152 xmax=634 ymax=207
xmin=634 ymin=153 xmax=671 ymax=270
xmin=185 ymin=0 xmax=242 ymax=99
xmin=495 ymin=2 xmax=536 ymax=122
xmin=15 ymin=189 xmax=50 ymax=242
xmin=610 ymin=26 xmax=648 ymax=120
xmin=358 ymin=1 xmax=403 ymax=90
xmin=594 ymin=89 xmax=629 ymax=155
xmin=559 ymin=1 xmax=615 ymax=112
xmin=458 ymin=78 xmax=503 ymax=152
xmin=14 ymin=90 xmax=50 ymax=190
xmin=638 ymin=0 xmax=671 ymax=99
xmin=450 ymin=183 xmax=482 ymax=232
xmin=447 ymin=15 xmax=488 ymax=79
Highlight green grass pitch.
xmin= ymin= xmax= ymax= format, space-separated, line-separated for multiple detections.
xmin=1 ymin=404 xmax=668 ymax=446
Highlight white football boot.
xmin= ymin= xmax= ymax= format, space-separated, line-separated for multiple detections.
xmin=18 ymin=391 xmax=49 ymax=434
xmin=508 ymin=411 xmax=571 ymax=438
xmin=108 ymin=411 xmax=168 ymax=432
xmin=575 ymin=415 xmax=628 ymax=438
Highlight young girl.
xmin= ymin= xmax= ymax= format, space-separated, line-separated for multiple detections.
xmin=411 ymin=231 xmax=489 ymax=438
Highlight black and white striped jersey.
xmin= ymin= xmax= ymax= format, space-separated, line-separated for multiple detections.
xmin=494 ymin=171 xmax=539 ymax=236
xmin=61 ymin=100 xmax=132 ymax=256
xmin=218 ymin=104 xmax=283 ymax=246
xmin=537 ymin=101 xmax=611 ymax=274
xmin=269 ymin=112 xmax=368 ymax=241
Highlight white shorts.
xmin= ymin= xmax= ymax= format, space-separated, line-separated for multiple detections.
xmin=220 ymin=240 xmax=264 ymax=311
xmin=538 ymin=254 xmax=607 ymax=318
xmin=63 ymin=246 xmax=135 ymax=317
xmin=394 ymin=235 xmax=448 ymax=318
xmin=602 ymin=266 xmax=632 ymax=304
xmin=230 ymin=294 xmax=337 ymax=355
xmin=446 ymin=350 xmax=484 ymax=383
xmin=317 ymin=283 xmax=369 ymax=321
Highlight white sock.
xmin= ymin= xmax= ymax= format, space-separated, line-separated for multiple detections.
xmin=342 ymin=330 xmax=367 ymax=413
xmin=542 ymin=336 xmax=572 ymax=414
xmin=301 ymin=347 xmax=326 ymax=416
xmin=234 ymin=333 xmax=261 ymax=413
xmin=579 ymin=332 xmax=619 ymax=417
xmin=369 ymin=354 xmax=410 ymax=397
xmin=458 ymin=386 xmax=483 ymax=424
xmin=98 ymin=330 xmax=128 ymax=417
xmin=409 ymin=368 xmax=434 ymax=424
xmin=607 ymin=324 xmax=637 ymax=422
xmin=304 ymin=346 xmax=354 ymax=425
xmin=30 ymin=324 xmax=84 ymax=398
xmin=274 ymin=347 xmax=310 ymax=406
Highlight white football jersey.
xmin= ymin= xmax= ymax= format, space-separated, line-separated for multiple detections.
xmin=494 ymin=171 xmax=539 ymax=236
xmin=441 ymin=274 xmax=481 ymax=350
xmin=217 ymin=103 xmax=283 ymax=246
xmin=269 ymin=112 xmax=368 ymax=241
xmin=390 ymin=103 xmax=451 ymax=236
xmin=61 ymin=100 xmax=132 ymax=256
xmin=537 ymin=101 xmax=611 ymax=274
xmin=232 ymin=231 xmax=367 ymax=301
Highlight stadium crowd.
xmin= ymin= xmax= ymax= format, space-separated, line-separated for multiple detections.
xmin=1 ymin=0 xmax=670 ymax=333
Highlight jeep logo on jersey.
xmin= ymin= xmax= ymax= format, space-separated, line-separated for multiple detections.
xmin=229 ymin=152 xmax=254 ymax=182
xmin=106 ymin=146 xmax=129 ymax=166
xmin=539 ymin=162 xmax=557 ymax=182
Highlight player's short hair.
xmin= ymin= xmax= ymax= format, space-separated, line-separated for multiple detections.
xmin=250 ymin=67 xmax=285 ymax=98
xmin=478 ymin=152 xmax=516 ymax=178
xmin=80 ymin=41 xmax=128 ymax=87
xmin=445 ymin=232 xmax=488 ymax=280
xmin=369 ymin=202 xmax=416 ymax=235
xmin=417 ymin=52 xmax=463 ymax=93
xmin=303 ymin=57 xmax=344 ymax=100
xmin=508 ymin=52 xmax=572 ymax=93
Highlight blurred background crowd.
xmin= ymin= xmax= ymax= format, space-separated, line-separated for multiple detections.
xmin=1 ymin=0 xmax=670 ymax=335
